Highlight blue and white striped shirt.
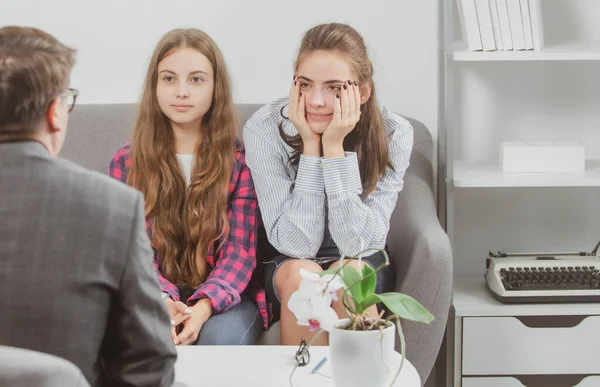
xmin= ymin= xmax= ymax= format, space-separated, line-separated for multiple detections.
xmin=243 ymin=97 xmax=413 ymax=258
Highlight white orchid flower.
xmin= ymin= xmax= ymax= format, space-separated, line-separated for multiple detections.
xmin=288 ymin=284 xmax=339 ymax=332
xmin=297 ymin=268 xmax=345 ymax=301
xmin=287 ymin=269 xmax=344 ymax=332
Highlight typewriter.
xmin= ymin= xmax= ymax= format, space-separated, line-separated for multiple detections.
xmin=484 ymin=241 xmax=600 ymax=303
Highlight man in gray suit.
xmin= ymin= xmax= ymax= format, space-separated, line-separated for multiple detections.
xmin=0 ymin=26 xmax=177 ymax=387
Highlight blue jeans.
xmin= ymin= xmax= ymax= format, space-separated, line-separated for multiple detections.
xmin=193 ymin=293 xmax=262 ymax=345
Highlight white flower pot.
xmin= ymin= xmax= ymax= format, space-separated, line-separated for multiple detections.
xmin=329 ymin=318 xmax=397 ymax=387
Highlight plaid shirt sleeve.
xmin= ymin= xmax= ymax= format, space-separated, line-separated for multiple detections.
xmin=108 ymin=144 xmax=181 ymax=301
xmin=107 ymin=145 xmax=130 ymax=184
xmin=152 ymin=250 xmax=180 ymax=301
xmin=188 ymin=149 xmax=258 ymax=314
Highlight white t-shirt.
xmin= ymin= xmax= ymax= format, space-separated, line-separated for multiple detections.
xmin=177 ymin=153 xmax=193 ymax=185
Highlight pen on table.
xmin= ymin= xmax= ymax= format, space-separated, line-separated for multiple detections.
xmin=311 ymin=357 xmax=327 ymax=374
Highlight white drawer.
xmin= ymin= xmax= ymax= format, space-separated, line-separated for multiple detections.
xmin=462 ymin=375 xmax=600 ymax=387
xmin=462 ymin=315 xmax=600 ymax=375
xmin=462 ymin=377 xmax=524 ymax=387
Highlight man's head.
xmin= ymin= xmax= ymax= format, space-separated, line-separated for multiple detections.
xmin=0 ymin=26 xmax=77 ymax=156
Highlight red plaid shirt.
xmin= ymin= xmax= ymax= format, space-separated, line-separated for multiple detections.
xmin=108 ymin=141 xmax=269 ymax=329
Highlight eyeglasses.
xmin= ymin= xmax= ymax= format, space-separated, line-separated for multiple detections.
xmin=295 ymin=337 xmax=310 ymax=367
xmin=57 ymin=88 xmax=79 ymax=113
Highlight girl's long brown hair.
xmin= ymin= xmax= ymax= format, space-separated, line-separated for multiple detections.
xmin=279 ymin=23 xmax=393 ymax=195
xmin=127 ymin=29 xmax=238 ymax=288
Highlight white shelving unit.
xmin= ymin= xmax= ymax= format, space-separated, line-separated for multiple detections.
xmin=453 ymin=160 xmax=600 ymax=188
xmin=440 ymin=1 xmax=600 ymax=386
xmin=453 ymin=41 xmax=600 ymax=61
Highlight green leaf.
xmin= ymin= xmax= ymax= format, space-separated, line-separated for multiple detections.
xmin=339 ymin=266 xmax=364 ymax=305
xmin=319 ymin=269 xmax=338 ymax=277
xmin=373 ymin=293 xmax=434 ymax=323
xmin=359 ymin=294 xmax=380 ymax=311
xmin=360 ymin=264 xmax=376 ymax=299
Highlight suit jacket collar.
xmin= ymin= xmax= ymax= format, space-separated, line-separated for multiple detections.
xmin=0 ymin=140 xmax=51 ymax=160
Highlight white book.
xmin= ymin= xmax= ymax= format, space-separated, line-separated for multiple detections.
xmin=488 ymin=0 xmax=504 ymax=50
xmin=506 ymin=0 xmax=526 ymax=50
xmin=496 ymin=0 xmax=513 ymax=50
xmin=528 ymin=0 xmax=544 ymax=50
xmin=457 ymin=0 xmax=483 ymax=51
xmin=500 ymin=142 xmax=585 ymax=173
xmin=520 ymin=0 xmax=535 ymax=49
xmin=474 ymin=0 xmax=496 ymax=51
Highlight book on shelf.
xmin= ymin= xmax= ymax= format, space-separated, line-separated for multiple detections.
xmin=529 ymin=0 xmax=544 ymax=50
xmin=520 ymin=0 xmax=535 ymax=49
xmin=457 ymin=0 xmax=483 ymax=51
xmin=475 ymin=0 xmax=496 ymax=51
xmin=488 ymin=0 xmax=504 ymax=50
xmin=496 ymin=0 xmax=514 ymax=50
xmin=507 ymin=0 xmax=527 ymax=50
xmin=456 ymin=0 xmax=544 ymax=52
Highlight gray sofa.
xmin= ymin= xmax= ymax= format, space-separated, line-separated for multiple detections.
xmin=62 ymin=104 xmax=452 ymax=385
xmin=0 ymin=346 xmax=90 ymax=387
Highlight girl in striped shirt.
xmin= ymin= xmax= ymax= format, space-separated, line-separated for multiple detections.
xmin=243 ymin=23 xmax=414 ymax=345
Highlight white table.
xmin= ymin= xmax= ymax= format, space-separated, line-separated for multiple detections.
xmin=174 ymin=345 xmax=421 ymax=387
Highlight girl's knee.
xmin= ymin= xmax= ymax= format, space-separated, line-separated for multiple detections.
xmin=275 ymin=259 xmax=321 ymax=297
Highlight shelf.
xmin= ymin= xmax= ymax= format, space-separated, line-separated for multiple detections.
xmin=452 ymin=41 xmax=600 ymax=61
xmin=452 ymin=160 xmax=600 ymax=188
xmin=454 ymin=277 xmax=600 ymax=317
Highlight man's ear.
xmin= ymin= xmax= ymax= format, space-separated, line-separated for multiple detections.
xmin=360 ymin=82 xmax=372 ymax=105
xmin=46 ymin=98 xmax=61 ymax=132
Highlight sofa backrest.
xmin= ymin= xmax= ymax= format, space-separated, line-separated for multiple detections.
xmin=62 ymin=104 xmax=264 ymax=173
xmin=63 ymin=103 xmax=432 ymax=177
xmin=62 ymin=103 xmax=435 ymax=259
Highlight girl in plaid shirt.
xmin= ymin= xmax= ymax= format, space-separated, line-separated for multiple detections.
xmin=109 ymin=29 xmax=268 ymax=346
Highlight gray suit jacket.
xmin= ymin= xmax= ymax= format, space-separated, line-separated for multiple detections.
xmin=0 ymin=141 xmax=177 ymax=387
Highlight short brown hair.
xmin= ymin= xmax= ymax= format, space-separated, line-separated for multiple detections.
xmin=0 ymin=26 xmax=76 ymax=136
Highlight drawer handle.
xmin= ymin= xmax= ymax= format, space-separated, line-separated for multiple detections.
xmin=515 ymin=315 xmax=588 ymax=328
xmin=483 ymin=374 xmax=597 ymax=386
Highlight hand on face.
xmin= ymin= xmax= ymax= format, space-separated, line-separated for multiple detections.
xmin=321 ymin=80 xmax=361 ymax=147
xmin=288 ymin=76 xmax=321 ymax=150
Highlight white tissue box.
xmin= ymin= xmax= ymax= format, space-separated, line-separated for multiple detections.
xmin=500 ymin=142 xmax=585 ymax=173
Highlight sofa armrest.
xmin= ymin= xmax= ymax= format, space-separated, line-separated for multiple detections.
xmin=0 ymin=346 xmax=90 ymax=387
xmin=387 ymin=149 xmax=451 ymax=285
xmin=385 ymin=118 xmax=453 ymax=383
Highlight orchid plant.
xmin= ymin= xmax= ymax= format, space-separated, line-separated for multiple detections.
xmin=287 ymin=250 xmax=434 ymax=386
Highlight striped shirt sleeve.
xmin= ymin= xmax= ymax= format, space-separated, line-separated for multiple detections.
xmin=243 ymin=118 xmax=326 ymax=258
xmin=325 ymin=113 xmax=414 ymax=257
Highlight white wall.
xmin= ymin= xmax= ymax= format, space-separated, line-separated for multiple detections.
xmin=1 ymin=0 xmax=439 ymax=145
